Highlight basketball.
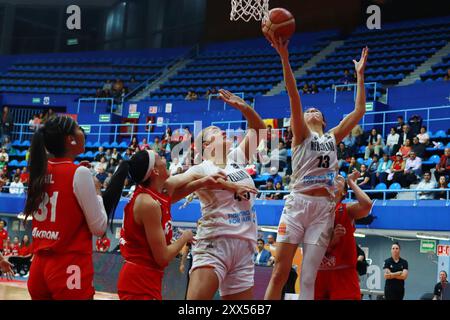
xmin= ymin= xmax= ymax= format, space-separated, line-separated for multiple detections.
xmin=261 ymin=8 xmax=296 ymax=42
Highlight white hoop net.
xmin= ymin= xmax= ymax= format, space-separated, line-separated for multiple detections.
xmin=230 ymin=0 xmax=269 ymax=22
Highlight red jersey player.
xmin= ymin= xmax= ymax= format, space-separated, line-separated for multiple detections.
xmin=24 ymin=115 xmax=108 ymax=300
xmin=314 ymin=171 xmax=372 ymax=300
xmin=0 ymin=220 xmax=8 ymax=248
xmin=103 ymin=149 xmax=230 ymax=300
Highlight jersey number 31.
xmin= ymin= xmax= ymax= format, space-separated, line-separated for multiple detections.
xmin=317 ymin=155 xmax=330 ymax=168
xmin=34 ymin=192 xmax=59 ymax=222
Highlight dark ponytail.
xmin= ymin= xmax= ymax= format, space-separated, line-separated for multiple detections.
xmin=24 ymin=129 xmax=48 ymax=220
xmin=24 ymin=115 xmax=77 ymax=221
xmin=102 ymin=150 xmax=150 ymax=230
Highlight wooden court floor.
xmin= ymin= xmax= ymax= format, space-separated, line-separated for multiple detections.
xmin=0 ymin=280 xmax=118 ymax=300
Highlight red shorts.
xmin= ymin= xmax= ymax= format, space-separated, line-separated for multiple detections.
xmin=117 ymin=261 xmax=164 ymax=300
xmin=315 ymin=267 xmax=361 ymax=300
xmin=28 ymin=252 xmax=95 ymax=300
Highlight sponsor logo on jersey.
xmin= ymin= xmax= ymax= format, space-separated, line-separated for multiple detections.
xmin=302 ymin=172 xmax=336 ymax=186
xmin=320 ymin=254 xmax=336 ymax=269
xmin=32 ymin=227 xmax=59 ymax=240
xmin=278 ymin=222 xmax=287 ymax=236
xmin=227 ymin=210 xmax=253 ymax=224
xmin=164 ymin=220 xmax=172 ymax=235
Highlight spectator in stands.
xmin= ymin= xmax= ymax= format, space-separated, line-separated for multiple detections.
xmin=434 ymin=176 xmax=448 ymax=200
xmin=368 ymin=155 xmax=379 ymax=189
xmin=433 ymin=271 xmax=448 ymax=300
xmin=102 ymin=79 xmax=113 ymax=97
xmin=106 ymin=158 xmax=118 ymax=174
xmin=416 ymin=172 xmax=436 ymax=200
xmin=204 ymin=89 xmax=212 ymax=99
xmin=95 ymin=89 xmax=104 ymax=98
xmin=347 ymin=156 xmax=361 ymax=174
xmin=2 ymin=137 xmax=11 ymax=152
xmin=9 ymin=234 xmax=33 ymax=277
xmin=401 ymin=152 xmax=422 ymax=188
xmin=10 ymin=168 xmax=20 ymax=180
xmin=19 ymin=167 xmax=29 ymax=185
xmin=152 ymin=137 xmax=163 ymax=155
xmin=129 ymin=76 xmax=137 ymax=91
xmin=351 ymin=125 xmax=365 ymax=149
xmin=112 ymin=78 xmax=124 ymax=96
xmin=408 ymin=115 xmax=422 ymax=136
xmin=0 ymin=220 xmax=8 ymax=252
xmin=399 ymin=139 xmax=412 ymax=159
xmin=111 ymin=148 xmax=122 ymax=161
xmin=339 ymin=69 xmax=353 ymax=86
xmin=376 ymin=153 xmax=392 ymax=185
xmin=9 ymin=175 xmax=24 ymax=194
xmin=417 ymin=126 xmax=430 ymax=145
xmin=129 ymin=136 xmax=138 ymax=150
xmin=122 ymin=148 xmax=133 ymax=161
xmin=104 ymin=148 xmax=112 ymax=161
xmin=253 ymin=239 xmax=272 ymax=266
xmin=95 ymin=167 xmax=108 ymax=184
xmin=42 ymin=108 xmax=56 ymax=123
xmin=302 ymin=84 xmax=311 ymax=94
xmin=364 ymin=128 xmax=384 ymax=160
xmin=95 ymin=235 xmax=111 ymax=253
xmin=139 ymin=138 xmax=150 ymax=150
xmin=343 ymin=133 xmax=357 ymax=155
xmin=0 ymin=147 xmax=8 ymax=162
xmin=94 ymin=146 xmax=105 ymax=162
xmin=356 ymin=164 xmax=371 ymax=190
xmin=272 ymin=182 xmax=285 ymax=200
xmin=94 ymin=156 xmax=108 ymax=173
xmin=435 ymin=148 xmax=450 ymax=181
xmin=1 ymin=106 xmax=13 ymax=142
xmin=210 ymin=87 xmax=218 ymax=96
xmin=385 ymin=127 xmax=399 ymax=156
xmin=395 ymin=116 xmax=405 ymax=134
xmin=411 ymin=137 xmax=426 ymax=159
xmin=282 ymin=174 xmax=291 ymax=187
xmin=398 ymin=124 xmax=414 ymax=147
xmin=261 ymin=178 xmax=276 ymax=199
xmin=337 ymin=142 xmax=351 ymax=170
xmin=185 ymin=90 xmax=198 ymax=101
xmin=311 ymin=84 xmax=319 ymax=94
xmin=169 ymin=158 xmax=183 ymax=175
xmin=390 ymin=152 xmax=406 ymax=185
xmin=283 ymin=126 xmax=293 ymax=149
xmin=0 ymin=156 xmax=6 ymax=172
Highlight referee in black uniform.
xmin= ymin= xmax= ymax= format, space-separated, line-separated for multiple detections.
xmin=433 ymin=271 xmax=448 ymax=300
xmin=383 ymin=242 xmax=409 ymax=300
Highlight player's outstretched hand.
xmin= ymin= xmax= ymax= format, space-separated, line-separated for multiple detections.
xmin=218 ymin=89 xmax=249 ymax=110
xmin=0 ymin=259 xmax=14 ymax=280
xmin=353 ymin=46 xmax=369 ymax=76
xmin=180 ymin=229 xmax=195 ymax=244
xmin=235 ymin=185 xmax=258 ymax=201
xmin=270 ymin=36 xmax=289 ymax=60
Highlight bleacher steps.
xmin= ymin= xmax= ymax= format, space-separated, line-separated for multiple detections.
xmin=132 ymin=58 xmax=193 ymax=102
xmin=396 ymin=42 xmax=450 ymax=87
xmin=265 ymin=40 xmax=345 ymax=96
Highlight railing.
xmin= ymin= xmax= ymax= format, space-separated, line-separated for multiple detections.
xmin=349 ymin=105 xmax=450 ymax=137
xmin=10 ymin=121 xmax=196 ymax=144
xmin=333 ymin=82 xmax=379 ymax=103
xmin=77 ymin=97 xmax=115 ymax=115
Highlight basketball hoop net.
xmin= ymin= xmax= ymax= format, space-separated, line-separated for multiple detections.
xmin=230 ymin=0 xmax=269 ymax=22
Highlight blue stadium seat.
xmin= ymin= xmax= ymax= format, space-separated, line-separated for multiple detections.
xmin=19 ymin=160 xmax=28 ymax=167
xmin=389 ymin=183 xmax=401 ymax=190
xmin=429 ymin=155 xmax=441 ymax=164
xmin=8 ymin=160 xmax=19 ymax=167
xmin=339 ymin=171 xmax=347 ymax=178
xmin=375 ymin=183 xmax=387 ymax=190
xmin=21 ymin=140 xmax=31 ymax=147
xmin=119 ymin=141 xmax=128 ymax=149
xmin=357 ymin=158 xmax=364 ymax=164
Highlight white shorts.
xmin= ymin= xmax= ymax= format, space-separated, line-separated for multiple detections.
xmin=276 ymin=193 xmax=335 ymax=247
xmin=190 ymin=237 xmax=255 ymax=296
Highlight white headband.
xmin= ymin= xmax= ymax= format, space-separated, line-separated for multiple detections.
xmin=143 ymin=150 xmax=156 ymax=182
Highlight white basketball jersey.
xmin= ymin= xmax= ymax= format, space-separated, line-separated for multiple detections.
xmin=290 ymin=131 xmax=339 ymax=194
xmin=185 ymin=148 xmax=257 ymax=243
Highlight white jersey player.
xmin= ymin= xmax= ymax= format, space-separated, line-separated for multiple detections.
xmin=264 ymin=37 xmax=368 ymax=300
xmin=186 ymin=89 xmax=266 ymax=300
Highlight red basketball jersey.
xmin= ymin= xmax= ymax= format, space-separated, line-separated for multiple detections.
xmin=120 ymin=185 xmax=173 ymax=270
xmin=319 ymin=202 xmax=356 ymax=270
xmin=11 ymin=244 xmax=20 ymax=256
xmin=31 ymin=158 xmax=92 ymax=255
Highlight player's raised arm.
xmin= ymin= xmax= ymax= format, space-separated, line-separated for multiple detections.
xmin=271 ymin=36 xmax=309 ymax=147
xmin=218 ymin=89 xmax=266 ymax=163
xmin=331 ymin=47 xmax=369 ymax=143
